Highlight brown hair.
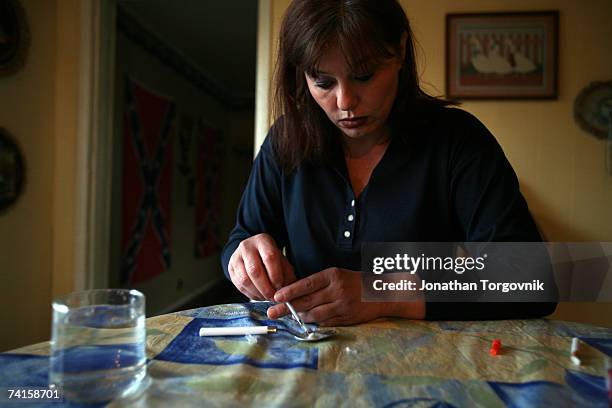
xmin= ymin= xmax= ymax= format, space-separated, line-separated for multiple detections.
xmin=272 ymin=0 xmax=451 ymax=172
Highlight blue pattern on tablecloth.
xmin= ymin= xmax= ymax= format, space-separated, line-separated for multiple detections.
xmin=0 ymin=354 xmax=49 ymax=388
xmin=488 ymin=380 xmax=567 ymax=408
xmin=154 ymin=316 xmax=319 ymax=369
xmin=488 ymin=375 xmax=609 ymax=408
xmin=565 ymin=369 xmax=608 ymax=404
xmin=363 ymin=375 xmax=481 ymax=407
xmin=179 ymin=301 xmax=271 ymax=319
xmin=52 ymin=344 xmax=143 ymax=373
xmin=0 ymin=354 xmax=105 ymax=408
xmin=384 ymin=399 xmax=456 ymax=408
xmin=580 ymin=337 xmax=612 ymax=356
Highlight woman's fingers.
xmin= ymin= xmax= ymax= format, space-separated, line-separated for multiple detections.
xmin=267 ymin=299 xmax=338 ymax=322
xmin=298 ymin=301 xmax=339 ymax=323
xmin=273 ymin=270 xmax=331 ymax=303
xmin=229 ymin=233 xmax=294 ymax=300
xmin=267 ymin=271 xmax=337 ymax=320
xmin=255 ymin=238 xmax=286 ymax=290
xmin=241 ymin=246 xmax=275 ymax=299
xmin=268 ymin=268 xmax=369 ymax=325
xmin=229 ymin=254 xmax=264 ymax=300
xmin=266 ymin=303 xmax=288 ymax=319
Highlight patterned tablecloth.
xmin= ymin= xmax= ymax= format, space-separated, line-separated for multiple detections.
xmin=1 ymin=302 xmax=611 ymax=407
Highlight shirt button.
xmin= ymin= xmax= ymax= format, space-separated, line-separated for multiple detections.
xmin=344 ymin=230 xmax=351 ymax=238
xmin=347 ymin=214 xmax=354 ymax=222
xmin=351 ymin=199 xmax=355 ymax=207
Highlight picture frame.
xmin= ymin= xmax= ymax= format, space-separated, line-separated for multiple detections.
xmin=446 ymin=11 xmax=558 ymax=100
xmin=0 ymin=0 xmax=30 ymax=77
xmin=0 ymin=127 xmax=26 ymax=214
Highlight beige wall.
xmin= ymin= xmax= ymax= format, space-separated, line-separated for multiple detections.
xmin=52 ymin=0 xmax=80 ymax=306
xmin=0 ymin=0 xmax=81 ymax=351
xmin=402 ymin=0 xmax=612 ymax=243
xmin=262 ymin=0 xmax=612 ymax=326
xmin=402 ymin=0 xmax=612 ymax=327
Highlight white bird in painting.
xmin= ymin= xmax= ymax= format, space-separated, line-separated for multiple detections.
xmin=469 ymin=37 xmax=494 ymax=74
xmin=487 ymin=43 xmax=513 ymax=75
xmin=469 ymin=37 xmax=513 ymax=75
xmin=505 ymin=38 xmax=537 ymax=73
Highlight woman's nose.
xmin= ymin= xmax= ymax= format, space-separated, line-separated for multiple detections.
xmin=337 ymin=84 xmax=358 ymax=111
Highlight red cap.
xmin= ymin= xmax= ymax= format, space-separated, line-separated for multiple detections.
xmin=490 ymin=339 xmax=502 ymax=356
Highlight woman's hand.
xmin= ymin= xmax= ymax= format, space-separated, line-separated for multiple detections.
xmin=228 ymin=233 xmax=296 ymax=300
xmin=267 ymin=267 xmax=425 ymax=326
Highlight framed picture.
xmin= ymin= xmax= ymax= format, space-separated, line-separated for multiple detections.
xmin=446 ymin=11 xmax=558 ymax=100
xmin=0 ymin=0 xmax=30 ymax=77
xmin=0 ymin=127 xmax=25 ymax=214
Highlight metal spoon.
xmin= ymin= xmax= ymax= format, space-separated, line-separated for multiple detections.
xmin=284 ymin=301 xmax=336 ymax=341
xmin=276 ymin=325 xmax=336 ymax=342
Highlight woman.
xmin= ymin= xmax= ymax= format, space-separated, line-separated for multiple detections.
xmin=222 ymin=0 xmax=556 ymax=325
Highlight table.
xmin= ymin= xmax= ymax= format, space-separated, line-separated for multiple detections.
xmin=1 ymin=302 xmax=611 ymax=407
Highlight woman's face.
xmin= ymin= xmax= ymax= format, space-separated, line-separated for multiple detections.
xmin=305 ymin=43 xmax=404 ymax=143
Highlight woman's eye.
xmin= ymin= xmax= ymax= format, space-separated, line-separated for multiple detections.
xmin=354 ymin=73 xmax=373 ymax=82
xmin=314 ymin=80 xmax=334 ymax=89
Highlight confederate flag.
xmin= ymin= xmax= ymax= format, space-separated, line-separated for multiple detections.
xmin=121 ymin=79 xmax=175 ymax=285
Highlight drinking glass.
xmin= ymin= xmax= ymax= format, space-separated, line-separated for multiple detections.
xmin=50 ymin=289 xmax=148 ymax=403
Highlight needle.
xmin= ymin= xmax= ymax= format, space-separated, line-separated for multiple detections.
xmin=285 ymin=301 xmax=310 ymax=334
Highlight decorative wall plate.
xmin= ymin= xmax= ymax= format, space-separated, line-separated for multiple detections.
xmin=574 ymin=81 xmax=612 ymax=140
xmin=0 ymin=127 xmax=25 ymax=213
xmin=0 ymin=0 xmax=30 ymax=76
xmin=574 ymin=80 xmax=612 ymax=175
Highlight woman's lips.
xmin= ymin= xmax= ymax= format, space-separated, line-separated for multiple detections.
xmin=338 ymin=117 xmax=368 ymax=129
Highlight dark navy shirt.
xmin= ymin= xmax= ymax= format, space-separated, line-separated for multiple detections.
xmin=222 ymin=107 xmax=556 ymax=319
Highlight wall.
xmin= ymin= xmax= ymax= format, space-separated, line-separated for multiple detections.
xmin=403 ymin=0 xmax=612 ymax=327
xmin=259 ymin=0 xmax=612 ymax=326
xmin=0 ymin=0 xmax=81 ymax=351
xmin=0 ymin=0 xmax=253 ymax=350
xmin=52 ymin=0 xmax=80 ymax=308
xmin=224 ymin=109 xmax=256 ymax=242
xmin=111 ymin=24 xmax=253 ymax=315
